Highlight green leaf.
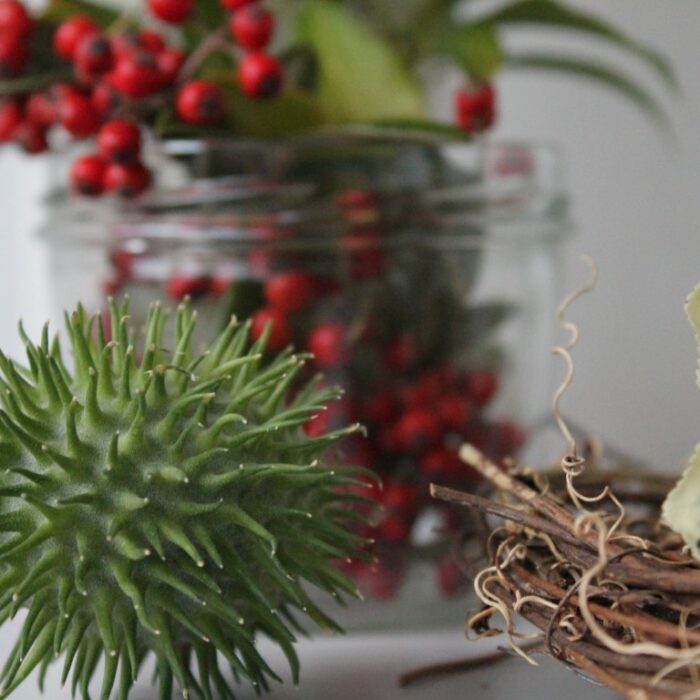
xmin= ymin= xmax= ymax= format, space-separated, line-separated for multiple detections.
xmin=223 ymin=83 xmax=326 ymax=138
xmin=280 ymin=45 xmax=318 ymax=92
xmin=478 ymin=0 xmax=676 ymax=90
xmin=194 ymin=0 xmax=226 ymax=28
xmin=0 ymin=70 xmax=72 ymax=97
xmin=324 ymin=119 xmax=470 ymax=144
xmin=504 ymin=53 xmax=670 ymax=128
xmin=42 ymin=0 xmax=119 ymax=27
xmin=295 ymin=0 xmax=425 ymax=123
xmin=155 ymin=81 xmax=326 ymax=139
xmin=446 ymin=23 xmax=503 ymax=80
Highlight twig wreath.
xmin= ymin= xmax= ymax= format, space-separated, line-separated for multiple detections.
xmin=424 ymin=259 xmax=700 ymax=699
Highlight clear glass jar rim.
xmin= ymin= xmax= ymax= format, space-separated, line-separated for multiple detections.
xmin=42 ymin=138 xmax=571 ymax=246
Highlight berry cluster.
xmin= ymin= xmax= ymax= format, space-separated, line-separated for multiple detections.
xmin=0 ymin=0 xmax=284 ymax=197
xmin=0 ymin=0 xmax=32 ymax=77
xmin=223 ymin=0 xmax=282 ymax=99
xmin=102 ymin=188 xmax=526 ymax=601
xmin=71 ymin=119 xmax=150 ymax=197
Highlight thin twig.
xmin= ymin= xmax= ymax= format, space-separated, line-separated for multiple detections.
xmin=398 ymin=642 xmax=542 ymax=688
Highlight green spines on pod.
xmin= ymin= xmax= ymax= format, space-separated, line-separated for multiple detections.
xmin=0 ymin=299 xmax=370 ymax=700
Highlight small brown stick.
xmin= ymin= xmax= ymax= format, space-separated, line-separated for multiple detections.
xmin=460 ymin=444 xmax=597 ymax=545
xmin=565 ymin=647 xmax=680 ymax=700
xmin=511 ymin=563 xmax=700 ymax=646
xmin=430 ymin=485 xmax=590 ymax=550
xmin=398 ymin=641 xmax=542 ymax=688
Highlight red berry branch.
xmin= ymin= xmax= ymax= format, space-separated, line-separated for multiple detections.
xmin=0 ymin=0 xmax=671 ymax=199
xmin=0 ymin=0 xmax=285 ymax=197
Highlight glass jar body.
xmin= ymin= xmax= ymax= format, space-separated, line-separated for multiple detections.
xmin=42 ymin=138 xmax=569 ymax=629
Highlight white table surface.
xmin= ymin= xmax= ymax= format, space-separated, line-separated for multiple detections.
xmin=0 ymin=617 xmax=616 ymax=700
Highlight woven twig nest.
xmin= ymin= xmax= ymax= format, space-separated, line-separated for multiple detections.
xmin=431 ymin=443 xmax=700 ymax=700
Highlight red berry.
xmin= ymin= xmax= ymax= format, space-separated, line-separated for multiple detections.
xmin=465 ymin=369 xmax=498 ymax=406
xmin=378 ymin=514 xmax=411 ymax=544
xmin=342 ymin=227 xmax=385 ymax=279
xmin=26 ymin=92 xmax=57 ymax=127
xmin=0 ymin=0 xmax=32 ymax=36
xmin=104 ymin=161 xmax=151 ymax=198
xmin=438 ymin=393 xmax=474 ymax=430
xmin=419 ymin=448 xmax=462 ymax=480
xmin=230 ymin=5 xmax=274 ymax=51
xmin=264 ymin=272 xmax=315 ymax=313
xmin=337 ymin=189 xmax=379 ymax=216
xmin=176 ymin=80 xmax=225 ymax=125
xmin=455 ymin=83 xmax=496 ymax=133
xmin=219 ymin=0 xmax=256 ymax=9
xmin=103 ymin=277 xmax=122 ymax=296
xmin=392 ymin=409 xmax=441 ymax=453
xmin=138 ymin=29 xmax=166 ymax=53
xmin=70 ymin=154 xmax=107 ymax=196
xmin=166 ymin=274 xmax=212 ymax=300
xmin=489 ymin=421 xmax=526 ymax=455
xmin=238 ymin=52 xmax=282 ymax=99
xmin=382 ymin=481 xmax=418 ymax=514
xmin=384 ymin=334 xmax=417 ymax=371
xmin=91 ymin=82 xmax=123 ymax=116
xmin=343 ymin=436 xmax=376 ymax=470
xmin=97 ymin=119 xmax=141 ymax=163
xmin=209 ymin=276 xmax=231 ymax=296
xmin=59 ymin=93 xmax=101 ymax=137
xmin=437 ymin=558 xmax=466 ymax=597
xmin=250 ymin=306 xmax=290 ymax=350
xmin=157 ymin=47 xmax=184 ymax=82
xmin=110 ymin=249 xmax=135 ymax=281
xmin=363 ymin=560 xmax=405 ymax=600
xmin=0 ymin=33 xmax=28 ymax=75
xmin=0 ymin=99 xmax=22 ymax=141
xmin=363 ymin=390 xmax=396 ymax=424
xmin=148 ymin=0 xmax=193 ymax=23
xmin=14 ymin=122 xmax=47 ymax=154
xmin=109 ymin=52 xmax=164 ymax=98
xmin=54 ymin=15 xmax=98 ymax=60
xmin=74 ymin=33 xmax=114 ymax=77
xmin=308 ymin=322 xmax=349 ymax=367
xmin=303 ymin=398 xmax=350 ymax=438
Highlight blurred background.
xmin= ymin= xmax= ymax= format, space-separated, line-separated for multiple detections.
xmin=0 ymin=0 xmax=698 ymax=472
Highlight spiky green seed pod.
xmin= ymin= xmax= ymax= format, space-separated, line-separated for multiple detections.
xmin=0 ymin=299 xmax=370 ymax=700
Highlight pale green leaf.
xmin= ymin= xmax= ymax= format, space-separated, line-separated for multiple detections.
xmin=295 ymin=0 xmax=425 ymax=123
xmin=662 ymin=284 xmax=700 ymax=558
xmin=478 ymin=0 xmax=676 ymax=90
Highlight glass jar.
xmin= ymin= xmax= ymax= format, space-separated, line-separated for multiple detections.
xmin=41 ymin=137 xmax=569 ymax=630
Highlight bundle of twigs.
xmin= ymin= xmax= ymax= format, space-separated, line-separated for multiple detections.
xmin=428 ymin=443 xmax=700 ymax=700
xmin=423 ymin=258 xmax=700 ymax=699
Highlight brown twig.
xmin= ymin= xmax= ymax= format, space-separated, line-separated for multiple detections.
xmin=398 ymin=641 xmax=542 ymax=688
xmin=428 ymin=444 xmax=700 ymax=699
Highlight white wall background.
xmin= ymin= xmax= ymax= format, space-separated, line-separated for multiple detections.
xmin=0 ymin=0 xmax=699 ymax=472
xmin=494 ymin=0 xmax=700 ymax=472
